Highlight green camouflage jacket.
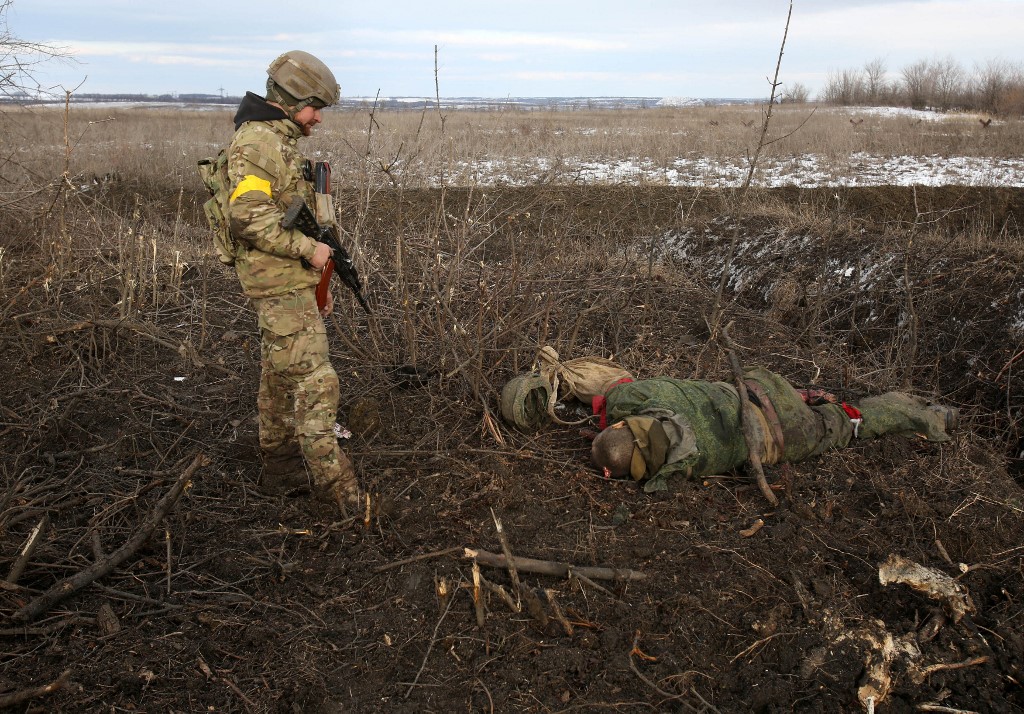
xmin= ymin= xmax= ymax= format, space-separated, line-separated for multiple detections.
xmin=603 ymin=368 xmax=857 ymax=492
xmin=227 ymin=93 xmax=321 ymax=298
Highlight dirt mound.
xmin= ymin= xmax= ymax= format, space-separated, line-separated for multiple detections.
xmin=0 ymin=186 xmax=1022 ymax=713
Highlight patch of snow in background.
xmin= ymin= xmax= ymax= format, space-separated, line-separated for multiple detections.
xmin=441 ymin=154 xmax=1024 ymax=188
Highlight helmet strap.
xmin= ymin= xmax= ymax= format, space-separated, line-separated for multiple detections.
xmin=265 ymin=79 xmax=308 ymax=123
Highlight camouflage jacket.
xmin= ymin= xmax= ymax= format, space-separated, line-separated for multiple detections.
xmin=604 ymin=367 xmax=855 ymax=491
xmin=605 ymin=377 xmax=748 ymax=491
xmin=227 ymin=92 xmax=322 ymax=298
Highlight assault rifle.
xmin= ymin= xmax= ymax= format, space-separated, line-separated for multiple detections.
xmin=281 ymin=194 xmax=370 ymax=314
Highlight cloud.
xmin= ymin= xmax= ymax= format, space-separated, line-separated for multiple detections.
xmin=350 ymin=28 xmax=625 ymax=52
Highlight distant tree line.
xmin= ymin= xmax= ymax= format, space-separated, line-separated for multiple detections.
xmin=818 ymin=57 xmax=1024 ymax=115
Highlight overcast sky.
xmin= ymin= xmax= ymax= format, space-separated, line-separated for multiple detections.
xmin=12 ymin=0 xmax=1024 ymax=99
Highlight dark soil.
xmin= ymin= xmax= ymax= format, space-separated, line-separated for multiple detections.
xmin=1 ymin=185 xmax=1022 ymax=713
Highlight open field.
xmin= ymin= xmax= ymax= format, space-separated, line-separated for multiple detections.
xmin=0 ymin=104 xmax=1022 ymax=713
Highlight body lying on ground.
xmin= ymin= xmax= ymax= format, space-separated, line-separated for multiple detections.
xmin=588 ymin=367 xmax=956 ymax=491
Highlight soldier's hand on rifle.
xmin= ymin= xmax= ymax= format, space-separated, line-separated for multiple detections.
xmin=319 ymin=290 xmax=334 ymax=318
xmin=309 ymin=241 xmax=332 ymax=270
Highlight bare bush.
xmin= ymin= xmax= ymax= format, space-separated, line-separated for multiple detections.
xmin=780 ymin=81 xmax=810 ymax=104
xmin=0 ymin=0 xmax=70 ymax=100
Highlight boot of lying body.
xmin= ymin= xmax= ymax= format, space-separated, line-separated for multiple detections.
xmin=855 ymin=393 xmax=957 ymax=442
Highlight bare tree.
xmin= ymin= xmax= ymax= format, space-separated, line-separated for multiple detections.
xmin=900 ymin=59 xmax=938 ymax=110
xmin=820 ymin=68 xmax=864 ymax=106
xmin=781 ymin=81 xmax=810 ymax=104
xmin=0 ymin=0 xmax=71 ymax=100
xmin=933 ymin=56 xmax=965 ymax=111
xmin=863 ymin=57 xmax=889 ymax=104
xmin=972 ymin=57 xmax=1019 ymax=114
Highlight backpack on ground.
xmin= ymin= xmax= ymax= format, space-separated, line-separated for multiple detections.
xmin=197 ymin=149 xmax=239 ymax=265
xmin=536 ymin=346 xmax=634 ymax=412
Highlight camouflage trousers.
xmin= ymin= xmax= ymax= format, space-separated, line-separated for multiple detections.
xmin=251 ymin=289 xmax=356 ymax=496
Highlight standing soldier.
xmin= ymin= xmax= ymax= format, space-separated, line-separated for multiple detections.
xmin=227 ymin=51 xmax=358 ymax=513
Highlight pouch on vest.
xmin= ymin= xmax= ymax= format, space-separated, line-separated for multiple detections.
xmin=313 ymin=192 xmax=336 ymax=228
xmin=197 ymin=149 xmax=240 ymax=265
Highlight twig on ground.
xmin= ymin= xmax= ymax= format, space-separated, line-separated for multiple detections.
xmin=569 ymin=567 xmax=621 ymax=600
xmin=471 ymin=563 xmax=486 ymax=627
xmin=404 ymin=580 xmax=459 ymax=699
xmin=913 ymin=656 xmax=990 ymax=684
xmin=12 ymin=453 xmax=208 ymax=622
xmin=465 ymin=548 xmax=645 ymax=582
xmin=5 ymin=514 xmax=49 ymax=585
xmin=627 ymin=631 xmax=693 ymax=706
xmin=0 ymin=616 xmax=95 ymax=637
xmin=545 ymin=589 xmax=574 ymax=636
xmin=479 ymin=571 xmax=520 ymax=613
xmin=0 ymin=669 xmax=71 ymax=709
xmin=490 ymin=508 xmax=522 ymax=607
xmin=373 ymin=546 xmax=462 ymax=573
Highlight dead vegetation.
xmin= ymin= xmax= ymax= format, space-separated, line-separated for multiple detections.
xmin=0 ymin=104 xmax=1022 ymax=712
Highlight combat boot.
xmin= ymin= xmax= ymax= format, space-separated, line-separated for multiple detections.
xmin=258 ymin=445 xmax=310 ymax=496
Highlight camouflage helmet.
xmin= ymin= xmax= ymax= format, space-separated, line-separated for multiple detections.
xmin=499 ymin=374 xmax=552 ymax=431
xmin=266 ymin=50 xmax=340 ymax=109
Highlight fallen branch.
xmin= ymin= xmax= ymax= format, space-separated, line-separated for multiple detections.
xmin=545 ymin=589 xmax=573 ymax=636
xmin=490 ymin=508 xmax=522 ymax=607
xmin=569 ymin=567 xmax=621 ymax=600
xmin=373 ymin=546 xmax=462 ymax=573
xmin=721 ymin=321 xmax=778 ymax=506
xmin=479 ymin=571 xmax=520 ymax=614
xmin=0 ymin=669 xmax=71 ymax=709
xmin=12 ymin=453 xmax=208 ymax=623
xmin=5 ymin=514 xmax=49 ymax=585
xmin=465 ymin=548 xmax=645 ymax=582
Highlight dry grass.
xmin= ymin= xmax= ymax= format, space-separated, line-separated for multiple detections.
xmin=1 ymin=101 xmax=1022 ymax=420
xmin=4 ymin=103 xmax=1022 ymax=195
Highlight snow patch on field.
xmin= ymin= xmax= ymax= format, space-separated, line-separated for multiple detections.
xmin=439 ymin=153 xmax=1024 ymax=188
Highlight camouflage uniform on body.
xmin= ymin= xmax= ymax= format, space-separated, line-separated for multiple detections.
xmin=227 ymin=52 xmax=357 ymax=510
xmin=598 ymin=367 xmax=954 ymax=492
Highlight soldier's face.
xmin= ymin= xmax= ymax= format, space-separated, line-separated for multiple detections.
xmin=294 ymin=106 xmax=323 ymax=136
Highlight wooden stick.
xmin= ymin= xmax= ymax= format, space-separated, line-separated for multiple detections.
xmin=490 ymin=508 xmax=521 ymax=607
xmin=5 ymin=514 xmax=49 ymax=585
xmin=13 ymin=453 xmax=208 ymax=623
xmin=721 ymin=321 xmax=778 ymax=507
xmin=0 ymin=669 xmax=71 ymax=709
xmin=404 ymin=583 xmax=458 ymax=699
xmin=465 ymin=548 xmax=646 ymax=582
xmin=0 ymin=617 xmax=94 ymax=637
xmin=479 ymin=572 xmax=520 ymax=614
xmin=545 ymin=589 xmax=574 ymax=636
xmin=471 ymin=564 xmax=485 ymax=627
xmin=165 ymin=526 xmax=172 ymax=596
xmin=569 ymin=568 xmax=620 ymax=600
xmin=373 ymin=546 xmax=462 ymax=573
